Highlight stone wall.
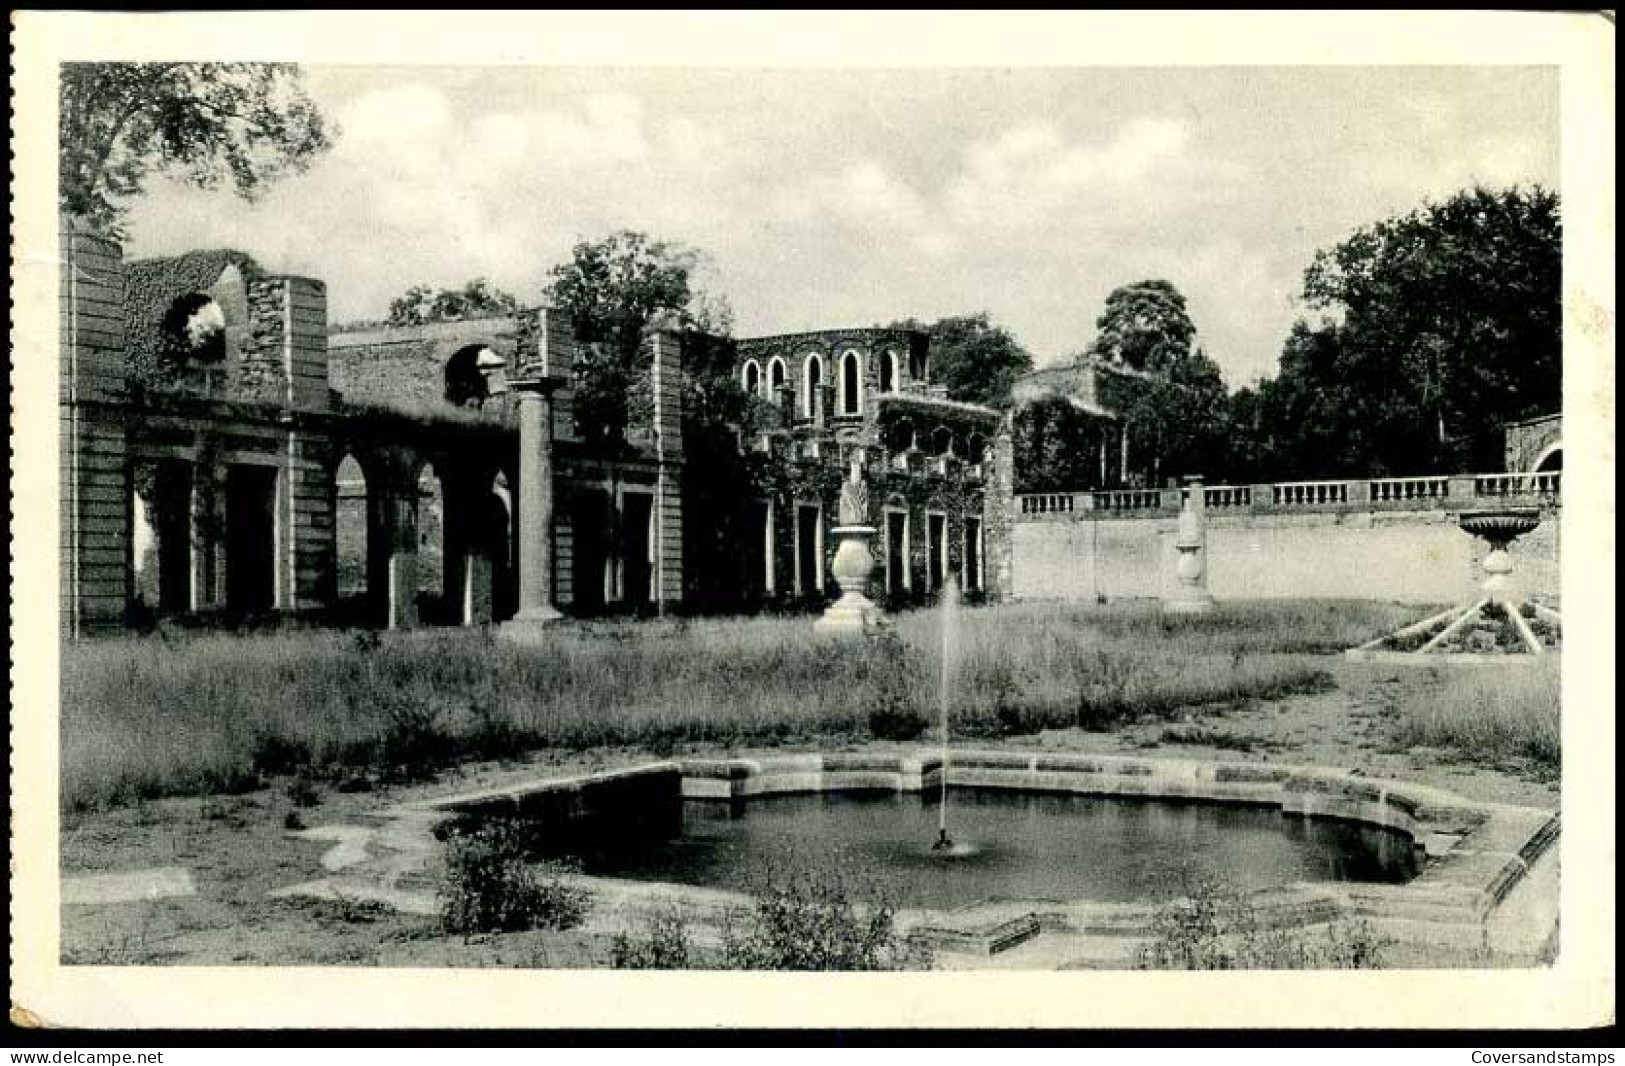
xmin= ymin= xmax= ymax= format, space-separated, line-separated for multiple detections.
xmin=1504 ymin=413 xmax=1562 ymax=472
xmin=1012 ymin=507 xmax=1560 ymax=605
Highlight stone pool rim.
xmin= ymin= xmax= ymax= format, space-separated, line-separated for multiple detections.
xmin=384 ymin=748 xmax=1559 ymax=957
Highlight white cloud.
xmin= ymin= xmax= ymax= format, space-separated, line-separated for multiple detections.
xmin=118 ymin=67 xmax=1557 ymax=381
xmin=946 ymin=117 xmax=1195 ymax=230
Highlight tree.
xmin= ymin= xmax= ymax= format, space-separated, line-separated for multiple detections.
xmin=60 ymin=62 xmax=333 ymax=236
xmin=1267 ymin=185 xmax=1561 ymax=475
xmin=1102 ymin=346 xmax=1231 ymax=485
xmin=545 ymin=230 xmax=732 ymax=445
xmin=386 ymin=279 xmax=521 ymax=327
xmin=1080 ymin=279 xmax=1228 ymax=484
xmin=1085 ymin=280 xmax=1196 ymax=372
xmin=886 ymin=313 xmax=1034 ymax=408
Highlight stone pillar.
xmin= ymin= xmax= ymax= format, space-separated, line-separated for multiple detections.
xmin=1165 ymin=475 xmax=1214 ymax=615
xmin=645 ymin=327 xmax=686 ymax=611
xmin=985 ymin=421 xmax=1016 ymax=601
xmin=508 ymin=383 xmax=564 ymax=628
xmin=59 ymin=219 xmax=130 ymax=636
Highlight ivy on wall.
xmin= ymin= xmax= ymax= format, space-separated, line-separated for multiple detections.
xmin=122 ymin=249 xmax=264 ymax=394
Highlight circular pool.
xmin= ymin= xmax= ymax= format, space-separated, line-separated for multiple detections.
xmin=567 ymin=789 xmax=1421 ymax=910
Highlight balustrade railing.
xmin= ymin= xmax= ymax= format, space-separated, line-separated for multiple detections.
xmin=1092 ymin=489 xmax=1163 ymax=514
xmin=1475 ymin=471 xmax=1561 ymax=498
xmin=1014 ymin=470 xmax=1559 ymax=521
xmin=1202 ymin=484 xmax=1251 ymax=509
xmin=1370 ymin=475 xmax=1450 ymax=503
xmin=1019 ymin=493 xmax=1076 ymax=515
xmin=1273 ymin=480 xmax=1349 ymax=507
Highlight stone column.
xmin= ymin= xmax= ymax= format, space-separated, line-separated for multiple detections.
xmin=504 ymin=380 xmax=565 ymax=634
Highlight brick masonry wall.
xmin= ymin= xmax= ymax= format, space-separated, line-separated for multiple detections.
xmin=60 ymin=221 xmax=131 ymax=634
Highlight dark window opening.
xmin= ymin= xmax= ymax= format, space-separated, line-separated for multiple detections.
xmin=225 ymin=465 xmax=277 ymax=614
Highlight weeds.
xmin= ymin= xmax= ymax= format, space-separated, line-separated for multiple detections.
xmin=610 ymin=905 xmax=693 ymax=969
xmin=437 ymin=821 xmax=591 ymax=937
xmin=1136 ymin=867 xmax=1392 ymax=970
xmin=719 ymin=858 xmax=928 ymax=971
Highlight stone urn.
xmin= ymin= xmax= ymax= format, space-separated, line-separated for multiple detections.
xmin=815 ymin=452 xmax=886 ymax=635
xmin=1458 ymin=508 xmax=1542 ymax=605
xmin=1164 ymin=475 xmax=1214 ymax=615
xmin=815 ymin=524 xmax=885 ymax=634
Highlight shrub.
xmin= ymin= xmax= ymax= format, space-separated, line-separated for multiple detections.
xmin=251 ymin=733 xmax=313 ymax=778
xmin=1136 ymin=868 xmax=1391 ymax=970
xmin=609 ymin=905 xmax=693 ymax=969
xmin=720 ymin=859 xmax=927 ymax=971
xmin=438 ymin=820 xmax=590 ymax=937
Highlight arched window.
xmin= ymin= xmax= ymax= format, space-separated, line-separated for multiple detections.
xmin=886 ymin=417 xmax=916 ymax=454
xmin=802 ymin=353 xmax=824 ymax=418
xmin=966 ymin=433 xmax=987 ymax=465
xmin=909 ymin=344 xmax=929 ymax=383
xmin=768 ymin=357 xmax=787 ymax=395
xmin=334 ymin=453 xmax=369 ymax=603
xmin=879 ymin=349 xmax=900 ymax=393
xmin=160 ymin=292 xmax=228 ymax=369
xmin=741 ymin=359 xmax=762 ymax=396
xmin=932 ymin=426 xmax=955 ymax=457
xmin=839 ymin=350 xmax=863 ymax=416
xmin=445 ymin=344 xmax=506 ymax=407
xmin=415 ymin=462 xmax=446 ymax=623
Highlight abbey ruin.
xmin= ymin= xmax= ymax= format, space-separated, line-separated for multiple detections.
xmin=58 ymin=220 xmax=1561 ymax=637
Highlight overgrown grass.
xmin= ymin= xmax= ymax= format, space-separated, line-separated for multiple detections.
xmin=61 ymin=600 xmax=1415 ymax=811
xmin=1393 ymin=658 xmax=1561 ymax=777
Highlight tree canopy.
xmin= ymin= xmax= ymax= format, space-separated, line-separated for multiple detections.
xmin=1257 ymin=185 xmax=1561 ymax=475
xmin=886 ymin=313 xmax=1034 ymax=408
xmin=1084 ymin=279 xmax=1196 ymax=372
xmin=60 ymin=62 xmax=333 ymax=236
xmin=1101 ymin=345 xmax=1231 ymax=486
xmin=385 ymin=279 xmax=521 ymax=327
xmin=545 ymin=230 xmax=733 ymax=446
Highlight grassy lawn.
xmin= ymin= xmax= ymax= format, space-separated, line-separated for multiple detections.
xmin=60 ymin=599 xmax=1431 ymax=812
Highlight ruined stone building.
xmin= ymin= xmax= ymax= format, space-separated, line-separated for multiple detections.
xmin=57 ymin=220 xmax=1012 ymax=636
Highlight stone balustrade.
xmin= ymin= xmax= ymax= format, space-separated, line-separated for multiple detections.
xmin=1015 ymin=470 xmax=1562 ymax=522
xmin=1475 ymin=470 xmax=1561 ymax=498
xmin=1370 ymin=475 xmax=1451 ymax=503
xmin=1273 ymin=480 xmax=1351 ymax=507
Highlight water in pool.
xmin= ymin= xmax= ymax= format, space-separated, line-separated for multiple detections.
xmin=570 ymin=790 xmax=1420 ymax=909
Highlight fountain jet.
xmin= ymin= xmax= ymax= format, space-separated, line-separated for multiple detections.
xmin=933 ymin=574 xmax=961 ymax=851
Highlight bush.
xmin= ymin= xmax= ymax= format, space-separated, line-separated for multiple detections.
xmin=720 ymin=860 xmax=927 ymax=971
xmin=438 ymin=820 xmax=590 ymax=937
xmin=1136 ymin=868 xmax=1391 ymax=970
xmin=610 ymin=905 xmax=693 ymax=969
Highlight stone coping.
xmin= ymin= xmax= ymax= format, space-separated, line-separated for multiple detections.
xmin=276 ymin=749 xmax=1558 ymax=959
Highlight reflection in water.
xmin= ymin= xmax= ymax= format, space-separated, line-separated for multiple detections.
xmin=571 ymin=789 xmax=1421 ymax=910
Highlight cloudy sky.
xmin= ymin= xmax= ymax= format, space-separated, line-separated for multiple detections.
xmin=123 ymin=65 xmax=1558 ymax=386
